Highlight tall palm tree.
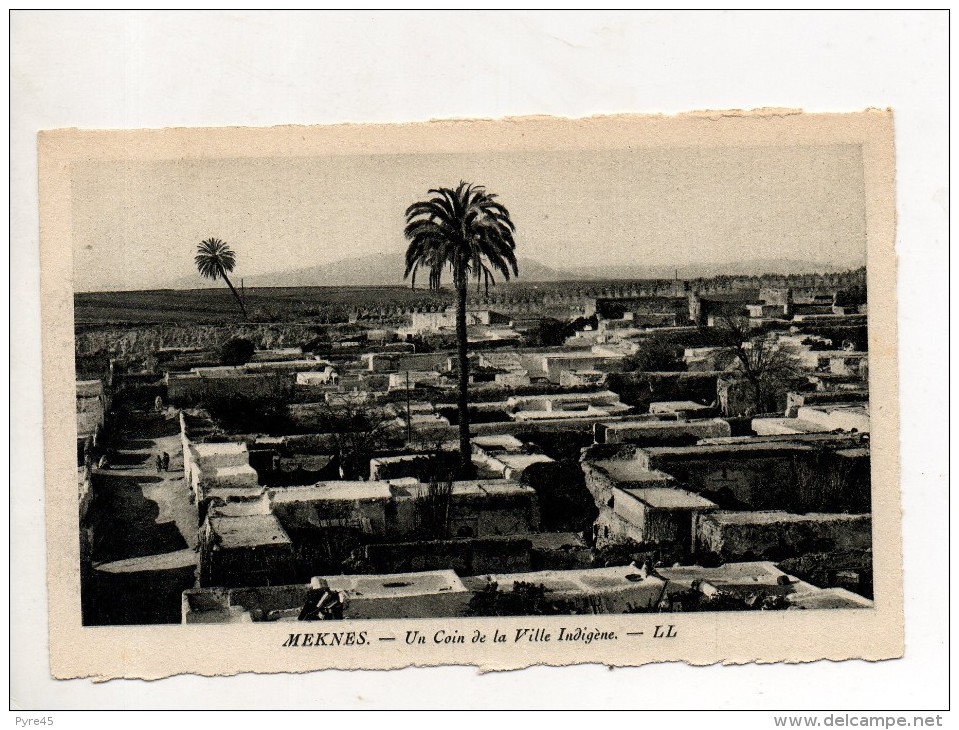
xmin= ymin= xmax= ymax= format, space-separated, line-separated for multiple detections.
xmin=404 ymin=182 xmax=518 ymax=471
xmin=195 ymin=237 xmax=247 ymax=319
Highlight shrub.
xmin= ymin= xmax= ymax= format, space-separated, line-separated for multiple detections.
xmin=621 ymin=336 xmax=685 ymax=372
xmin=219 ymin=337 xmax=255 ymax=365
xmin=590 ymin=539 xmax=684 ymax=569
xmin=467 ymin=580 xmax=579 ymax=616
xmin=201 ymin=392 xmax=292 ymax=435
xmin=413 ymin=478 xmax=454 ymax=540
xmin=521 ymin=460 xmax=596 ymax=533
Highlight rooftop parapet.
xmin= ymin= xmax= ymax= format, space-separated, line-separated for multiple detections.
xmin=183 ymin=569 xmax=471 ymax=622
xmin=595 ymin=417 xmax=731 ymax=445
xmin=468 ymin=564 xmax=668 ymax=614
xmin=623 ymin=487 xmax=717 ymax=511
xmin=207 ymin=513 xmax=292 ymax=551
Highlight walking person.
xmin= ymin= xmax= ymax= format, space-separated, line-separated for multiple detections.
xmin=155 ymin=454 xmax=163 ymax=473
xmin=162 ymin=452 xmax=170 ymax=472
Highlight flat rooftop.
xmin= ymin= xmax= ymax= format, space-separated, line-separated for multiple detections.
xmin=209 ymin=499 xmax=271 ymax=518
xmin=476 ymin=564 xmax=667 ymax=595
xmin=187 ymin=365 xmax=243 ymax=375
xmin=786 ymin=587 xmax=873 ymax=609
xmin=202 ymin=464 xmax=258 ymax=479
xmin=266 ymin=479 xmax=534 ymax=503
xmin=623 ymin=487 xmax=717 ymax=511
xmin=835 ymin=447 xmax=870 ymax=458
xmin=495 ymin=453 xmax=555 ymax=470
xmin=657 ymin=561 xmax=817 ymax=594
xmin=642 ymin=441 xmax=818 ymax=459
xmin=542 ymin=351 xmax=621 ymax=359
xmin=371 ymin=454 xmax=439 ymax=464
xmin=209 ymin=514 xmax=292 ymax=550
xmin=752 ymin=417 xmax=831 ymax=434
xmin=602 ymin=418 xmax=728 ymax=432
xmin=698 ymin=432 xmax=866 ymax=447
xmin=472 ymin=434 xmax=525 ymax=451
xmin=810 ymin=350 xmax=869 ymax=359
xmin=204 ymin=486 xmax=265 ymax=501
xmin=649 ymin=400 xmax=712 ymax=411
xmin=589 ymin=460 xmax=676 ymax=485
xmin=507 ymin=390 xmax=622 ymax=405
xmin=513 ymin=409 xmax=615 ymax=421
xmin=705 ymin=510 xmax=870 ymax=526
xmin=802 ymin=404 xmax=869 ymax=416
xmin=480 ymin=353 xmax=522 ymax=365
xmin=246 ymin=359 xmax=329 ymax=370
xmin=445 ymin=480 xmax=535 ymax=498
xmin=323 ymin=569 xmax=467 ymax=598
xmin=268 ymin=481 xmax=393 ymax=504
xmin=193 ymin=442 xmax=248 ymax=458
xmin=794 ymin=389 xmax=870 ymax=401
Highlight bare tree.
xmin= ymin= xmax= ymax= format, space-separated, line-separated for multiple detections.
xmin=319 ymin=396 xmax=395 ymax=480
xmin=711 ymin=316 xmax=802 ymax=415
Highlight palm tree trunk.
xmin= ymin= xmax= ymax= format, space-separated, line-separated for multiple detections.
xmin=220 ymin=271 xmax=248 ymax=320
xmin=455 ymin=272 xmax=472 ymax=475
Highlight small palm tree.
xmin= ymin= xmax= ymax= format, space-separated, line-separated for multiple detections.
xmin=195 ymin=237 xmax=247 ymax=319
xmin=404 ymin=182 xmax=518 ymax=471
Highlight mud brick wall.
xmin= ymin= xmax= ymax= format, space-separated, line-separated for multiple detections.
xmin=696 ymin=511 xmax=872 ymax=562
xmin=199 ymin=541 xmax=298 ymax=588
xmin=362 ymin=537 xmax=532 ymax=576
xmin=606 ymin=371 xmax=720 ymax=411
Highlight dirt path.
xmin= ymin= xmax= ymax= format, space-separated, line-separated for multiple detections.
xmin=86 ymin=409 xmax=199 ymax=625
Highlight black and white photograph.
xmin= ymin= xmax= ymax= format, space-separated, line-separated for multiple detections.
xmin=72 ymin=133 xmax=879 ymax=627
xmin=12 ymin=8 xmax=947 ymax=716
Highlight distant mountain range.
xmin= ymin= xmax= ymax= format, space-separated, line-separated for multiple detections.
xmin=170 ymin=255 xmax=574 ymax=289
xmin=565 ymin=257 xmax=866 ymax=281
xmin=170 ymin=253 xmax=864 ymax=290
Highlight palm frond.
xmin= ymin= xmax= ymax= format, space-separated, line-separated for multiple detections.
xmin=403 ymin=183 xmax=518 ymax=291
xmin=195 ymin=237 xmax=237 ymax=281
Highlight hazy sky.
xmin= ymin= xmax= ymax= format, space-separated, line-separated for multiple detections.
xmin=72 ymin=144 xmax=867 ymax=292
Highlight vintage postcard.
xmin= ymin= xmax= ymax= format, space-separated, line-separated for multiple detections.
xmin=40 ymin=111 xmax=901 ymax=679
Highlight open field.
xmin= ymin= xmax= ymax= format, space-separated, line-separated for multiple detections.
xmin=75 ymin=280 xmax=646 ymax=326
xmin=75 ymin=286 xmax=454 ymax=325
